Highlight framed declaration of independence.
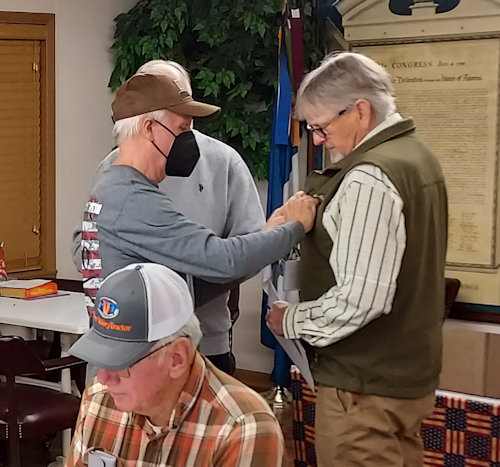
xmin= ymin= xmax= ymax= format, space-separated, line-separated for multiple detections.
xmin=356 ymin=39 xmax=500 ymax=268
xmin=355 ymin=39 xmax=500 ymax=321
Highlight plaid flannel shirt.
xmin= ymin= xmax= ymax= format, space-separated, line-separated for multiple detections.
xmin=66 ymin=353 xmax=284 ymax=466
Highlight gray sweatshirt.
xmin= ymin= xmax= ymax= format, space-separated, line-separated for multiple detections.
xmin=74 ymin=131 xmax=265 ymax=354
xmin=159 ymin=131 xmax=266 ymax=354
xmin=82 ymin=164 xmax=303 ymax=313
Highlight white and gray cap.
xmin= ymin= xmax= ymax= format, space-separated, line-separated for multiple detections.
xmin=69 ymin=263 xmax=193 ymax=371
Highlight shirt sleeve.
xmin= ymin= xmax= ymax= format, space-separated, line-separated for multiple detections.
xmin=71 ymin=149 xmax=119 ymax=273
xmin=71 ymin=223 xmax=83 ymax=273
xmin=213 ymin=412 xmax=284 ymax=467
xmin=113 ymin=185 xmax=304 ymax=283
xmin=283 ymin=164 xmax=406 ymax=347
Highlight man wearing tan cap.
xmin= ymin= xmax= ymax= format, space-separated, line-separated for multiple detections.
xmin=73 ymin=60 xmax=266 ymax=375
xmin=79 ymin=71 xmax=318 ymax=351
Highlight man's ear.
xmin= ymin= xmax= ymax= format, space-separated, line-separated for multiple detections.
xmin=141 ymin=117 xmax=155 ymax=141
xmin=354 ymin=99 xmax=375 ymax=131
xmin=167 ymin=338 xmax=193 ymax=379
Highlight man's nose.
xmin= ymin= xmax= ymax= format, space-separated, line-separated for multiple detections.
xmin=312 ymin=132 xmax=326 ymax=146
xmin=97 ymin=368 xmax=119 ymax=385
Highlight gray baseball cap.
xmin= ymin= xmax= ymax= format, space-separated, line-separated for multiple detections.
xmin=70 ymin=263 xmax=194 ymax=371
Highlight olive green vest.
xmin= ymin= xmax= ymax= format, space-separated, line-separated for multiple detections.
xmin=301 ymin=118 xmax=447 ymax=398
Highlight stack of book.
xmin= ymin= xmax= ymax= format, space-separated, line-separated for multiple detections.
xmin=0 ymin=279 xmax=58 ymax=299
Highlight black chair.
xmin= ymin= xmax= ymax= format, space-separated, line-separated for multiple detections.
xmin=26 ymin=278 xmax=87 ymax=392
xmin=444 ymin=277 xmax=460 ymax=319
xmin=25 ymin=278 xmax=84 ymax=361
xmin=0 ymin=336 xmax=84 ymax=467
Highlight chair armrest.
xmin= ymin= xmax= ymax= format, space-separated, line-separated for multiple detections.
xmin=43 ymin=355 xmax=85 ymax=372
xmin=444 ymin=277 xmax=460 ymax=319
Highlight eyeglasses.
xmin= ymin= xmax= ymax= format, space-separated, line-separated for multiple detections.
xmin=306 ymin=107 xmax=349 ymax=138
xmin=113 ymin=342 xmax=173 ymax=379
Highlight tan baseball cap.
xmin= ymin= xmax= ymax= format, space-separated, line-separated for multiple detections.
xmin=112 ymin=73 xmax=220 ymax=121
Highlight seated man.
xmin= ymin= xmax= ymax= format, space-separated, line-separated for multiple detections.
xmin=67 ymin=263 xmax=284 ymax=466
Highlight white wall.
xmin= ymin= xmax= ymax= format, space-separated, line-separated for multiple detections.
xmin=0 ymin=0 xmax=137 ymax=279
xmin=54 ymin=0 xmax=137 ymax=280
xmin=1 ymin=0 xmax=275 ymax=373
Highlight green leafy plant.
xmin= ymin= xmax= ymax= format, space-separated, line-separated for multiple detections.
xmin=110 ymin=0 xmax=322 ymax=179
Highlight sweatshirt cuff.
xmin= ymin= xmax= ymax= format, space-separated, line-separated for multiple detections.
xmin=283 ymin=303 xmax=301 ymax=339
xmin=288 ymin=220 xmax=305 ymax=241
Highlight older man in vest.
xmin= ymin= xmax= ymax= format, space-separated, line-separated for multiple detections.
xmin=267 ymin=52 xmax=448 ymax=466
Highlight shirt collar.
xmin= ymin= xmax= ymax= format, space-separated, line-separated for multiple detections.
xmin=170 ymin=352 xmax=206 ymax=430
xmin=354 ymin=112 xmax=403 ymax=150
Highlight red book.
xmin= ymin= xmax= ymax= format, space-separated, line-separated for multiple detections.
xmin=0 ymin=280 xmax=58 ymax=299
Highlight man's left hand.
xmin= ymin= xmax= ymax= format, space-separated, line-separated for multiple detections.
xmin=266 ymin=301 xmax=288 ymax=336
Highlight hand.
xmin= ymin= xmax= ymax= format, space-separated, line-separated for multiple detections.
xmin=280 ymin=191 xmax=319 ymax=233
xmin=266 ymin=300 xmax=288 ymax=336
xmin=262 ymin=207 xmax=285 ymax=231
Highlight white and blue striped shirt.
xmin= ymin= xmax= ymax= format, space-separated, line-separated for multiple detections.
xmin=283 ymin=114 xmax=407 ymax=347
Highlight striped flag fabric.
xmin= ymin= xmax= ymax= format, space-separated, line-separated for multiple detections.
xmin=0 ymin=242 xmax=7 ymax=280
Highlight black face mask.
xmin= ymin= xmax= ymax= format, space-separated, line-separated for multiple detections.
xmin=152 ymin=120 xmax=200 ymax=177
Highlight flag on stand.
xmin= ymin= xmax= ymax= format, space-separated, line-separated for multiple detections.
xmin=261 ymin=1 xmax=304 ymax=388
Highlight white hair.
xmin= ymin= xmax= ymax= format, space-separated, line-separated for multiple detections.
xmin=137 ymin=60 xmax=192 ymax=94
xmin=113 ymin=109 xmax=169 ymax=145
xmin=295 ymin=51 xmax=396 ymax=125
xmin=151 ymin=312 xmax=203 ymax=352
xmin=113 ymin=60 xmax=193 ymax=144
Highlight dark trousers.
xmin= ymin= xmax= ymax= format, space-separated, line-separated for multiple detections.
xmin=206 ymin=352 xmax=236 ymax=375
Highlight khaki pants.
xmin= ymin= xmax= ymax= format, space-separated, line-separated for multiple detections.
xmin=315 ymin=386 xmax=434 ymax=467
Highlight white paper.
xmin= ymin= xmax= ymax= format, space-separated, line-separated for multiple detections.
xmin=264 ymin=279 xmax=315 ymax=391
xmin=0 ymin=279 xmax=51 ymax=289
xmin=283 ymin=257 xmax=301 ymax=291
xmin=88 ymin=449 xmax=117 ymax=467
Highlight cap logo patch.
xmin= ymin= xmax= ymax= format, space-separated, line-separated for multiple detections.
xmin=97 ymin=297 xmax=120 ymax=319
xmin=173 ymin=79 xmax=190 ymax=100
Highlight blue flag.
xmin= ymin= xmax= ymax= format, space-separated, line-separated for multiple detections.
xmin=260 ymin=14 xmax=301 ymax=388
